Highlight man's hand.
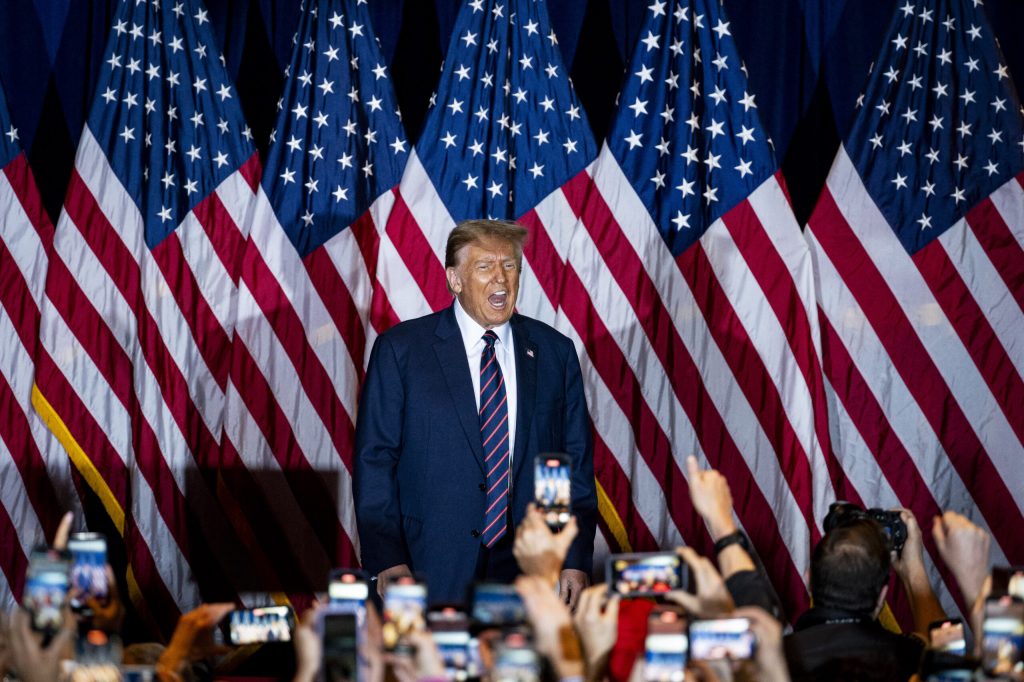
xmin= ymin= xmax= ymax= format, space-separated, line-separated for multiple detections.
xmin=559 ymin=569 xmax=590 ymax=612
xmin=514 ymin=504 xmax=578 ymax=586
xmin=293 ymin=602 xmax=324 ymax=682
xmin=376 ymin=564 xmax=413 ymax=599
xmin=516 ymin=575 xmax=584 ymax=680
xmin=157 ymin=602 xmax=233 ymax=677
xmin=735 ymin=606 xmax=789 ymax=681
xmin=572 ymin=585 xmax=619 ymax=682
xmin=7 ymin=607 xmax=76 ymax=682
xmin=686 ymin=456 xmax=736 ymax=540
xmin=51 ymin=512 xmax=73 ymax=550
xmin=664 ymin=547 xmax=734 ymax=618
xmin=933 ymin=511 xmax=991 ymax=610
xmin=892 ymin=508 xmax=927 ymax=581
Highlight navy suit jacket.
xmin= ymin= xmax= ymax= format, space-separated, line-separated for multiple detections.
xmin=354 ymin=304 xmax=596 ymax=604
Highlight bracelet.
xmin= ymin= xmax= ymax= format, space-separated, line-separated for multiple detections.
xmin=713 ymin=531 xmax=749 ymax=555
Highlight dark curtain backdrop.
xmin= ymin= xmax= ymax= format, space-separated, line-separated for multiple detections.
xmin=1 ymin=0 xmax=1022 ymax=232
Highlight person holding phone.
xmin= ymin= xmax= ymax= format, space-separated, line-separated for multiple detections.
xmin=354 ymin=219 xmax=596 ymax=607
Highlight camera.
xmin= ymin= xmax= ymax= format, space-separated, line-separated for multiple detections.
xmin=823 ymin=501 xmax=908 ymax=557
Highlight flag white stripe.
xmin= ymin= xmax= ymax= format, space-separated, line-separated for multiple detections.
xmin=583 ymin=149 xmax=812 ymax=567
xmin=175 ymin=214 xmax=235 ymax=335
xmin=0 ymin=172 xmax=47 ymax=307
xmin=987 ymin=176 xmax=1024 ymax=252
xmin=827 ymin=148 xmax=1024 ymax=501
xmin=397 ymin=151 xmax=456 ymax=262
xmin=938 ymin=217 xmax=1024 ymax=376
xmin=823 ymin=379 xmax=974 ymax=619
xmin=806 ymin=225 xmax=1011 ymax=561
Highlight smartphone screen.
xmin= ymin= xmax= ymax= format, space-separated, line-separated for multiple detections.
xmin=493 ymin=632 xmax=541 ymax=682
xmin=23 ymin=547 xmax=71 ymax=636
xmin=322 ymin=612 xmax=359 ymax=682
xmin=471 ymin=582 xmax=526 ymax=628
xmin=228 ymin=605 xmax=295 ymax=645
xmin=607 ymin=552 xmax=685 ymax=597
xmin=382 ymin=577 xmax=427 ymax=652
xmin=329 ymin=569 xmax=369 ymax=604
xmin=429 ymin=607 xmax=473 ymax=680
xmin=929 ymin=618 xmax=967 ymax=655
xmin=689 ymin=618 xmax=756 ymax=661
xmin=534 ymin=454 xmax=571 ymax=531
xmin=644 ymin=606 xmax=688 ymax=682
xmin=992 ymin=566 xmax=1024 ymax=601
xmin=67 ymin=532 xmax=108 ymax=610
xmin=981 ymin=595 xmax=1024 ymax=676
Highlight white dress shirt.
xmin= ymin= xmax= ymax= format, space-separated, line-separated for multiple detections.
xmin=453 ymin=299 xmax=518 ymax=462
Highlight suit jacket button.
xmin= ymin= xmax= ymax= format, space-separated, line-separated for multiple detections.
xmin=478 ymin=483 xmax=486 ymax=492
xmin=471 ymin=529 xmax=480 ymax=538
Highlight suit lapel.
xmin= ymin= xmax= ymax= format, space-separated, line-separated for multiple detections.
xmin=512 ymin=315 xmax=537 ymax=483
xmin=434 ymin=306 xmax=486 ymax=474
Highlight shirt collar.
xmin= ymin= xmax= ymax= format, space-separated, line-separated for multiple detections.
xmin=453 ymin=299 xmax=513 ymax=351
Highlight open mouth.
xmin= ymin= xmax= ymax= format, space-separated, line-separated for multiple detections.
xmin=488 ymin=291 xmax=508 ymax=308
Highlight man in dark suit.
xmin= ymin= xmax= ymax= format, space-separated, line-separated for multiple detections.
xmin=354 ymin=219 xmax=596 ymax=607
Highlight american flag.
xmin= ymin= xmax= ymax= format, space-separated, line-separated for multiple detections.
xmin=33 ymin=0 xmax=263 ymax=634
xmin=0 ymin=80 xmax=83 ymax=610
xmin=554 ymin=0 xmax=840 ymax=618
xmin=220 ymin=0 xmax=407 ymax=594
xmin=807 ymin=0 xmax=1024 ymax=619
xmin=377 ymin=0 xmax=596 ymax=327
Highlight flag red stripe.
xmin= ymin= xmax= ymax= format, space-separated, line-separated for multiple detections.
xmin=0 ymin=369 xmax=65 ymax=537
xmin=559 ymin=177 xmax=811 ymax=613
xmin=0 ymin=496 xmax=28 ymax=605
xmin=151 ymin=233 xmax=231 ymax=391
xmin=963 ymin=192 xmax=1024 ymax=314
xmin=385 ymin=194 xmax=450 ymax=312
xmin=519 ymin=205 xmax=567 ymax=308
xmin=810 ymin=189 xmax=1024 ymax=561
xmin=63 ymin=172 xmax=222 ymax=462
xmin=304 ymin=248 xmax=367 ymax=384
xmin=0 ymin=239 xmax=40 ymax=351
xmin=350 ymin=199 xmax=400 ymax=333
xmin=194 ymin=167 xmax=252 ymax=285
xmin=3 ymin=154 xmax=55 ymax=245
xmin=557 ymin=266 xmax=713 ymax=553
xmin=44 ymin=253 xmax=239 ymax=602
xmin=33 ymin=352 xmax=130 ymax=505
xmin=240 ymin=245 xmax=356 ymax=471
xmin=818 ymin=313 xmax=968 ymax=616
xmin=680 ymin=242 xmax=816 ymax=529
xmin=237 ymin=154 xmax=262 ymax=196
xmin=123 ymin=517 xmax=183 ymax=639
xmin=592 ymin=429 xmax=658 ymax=552
xmin=229 ymin=340 xmax=358 ymax=565
xmin=218 ymin=437 xmax=335 ymax=590
xmin=912 ymin=240 xmax=1024 ymax=446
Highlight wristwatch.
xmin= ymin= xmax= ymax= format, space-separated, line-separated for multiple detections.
xmin=713 ymin=530 xmax=750 ymax=555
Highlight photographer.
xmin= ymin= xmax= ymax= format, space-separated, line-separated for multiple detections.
xmin=784 ymin=505 xmax=944 ymax=682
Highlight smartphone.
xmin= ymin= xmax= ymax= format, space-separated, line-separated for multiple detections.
xmin=470 ymin=582 xmax=526 ymax=628
xmin=22 ymin=546 xmax=71 ymax=637
xmin=493 ymin=631 xmax=541 ymax=682
xmin=607 ymin=552 xmax=686 ymax=597
xmin=67 ymin=532 xmax=109 ymax=611
xmin=981 ymin=595 xmax=1024 ymax=676
xmin=227 ymin=605 xmax=295 ymax=645
xmin=322 ymin=612 xmax=359 ymax=682
xmin=644 ymin=606 xmax=688 ymax=682
xmin=992 ymin=566 xmax=1024 ymax=600
xmin=919 ymin=648 xmax=978 ymax=682
xmin=329 ymin=569 xmax=369 ymax=605
xmin=929 ymin=618 xmax=967 ymax=656
xmin=120 ymin=667 xmax=157 ymax=682
xmin=382 ymin=576 xmax=427 ymax=653
xmin=689 ymin=617 xmax=756 ymax=661
xmin=429 ymin=607 xmax=474 ymax=681
xmin=534 ymin=454 xmax=571 ymax=531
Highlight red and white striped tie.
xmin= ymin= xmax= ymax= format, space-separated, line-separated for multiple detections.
xmin=479 ymin=330 xmax=510 ymax=547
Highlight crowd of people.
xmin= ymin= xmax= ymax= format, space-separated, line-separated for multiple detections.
xmin=0 ymin=454 xmax=1015 ymax=682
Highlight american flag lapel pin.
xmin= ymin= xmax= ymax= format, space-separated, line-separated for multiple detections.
xmin=527 ymin=348 xmax=535 ymax=358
